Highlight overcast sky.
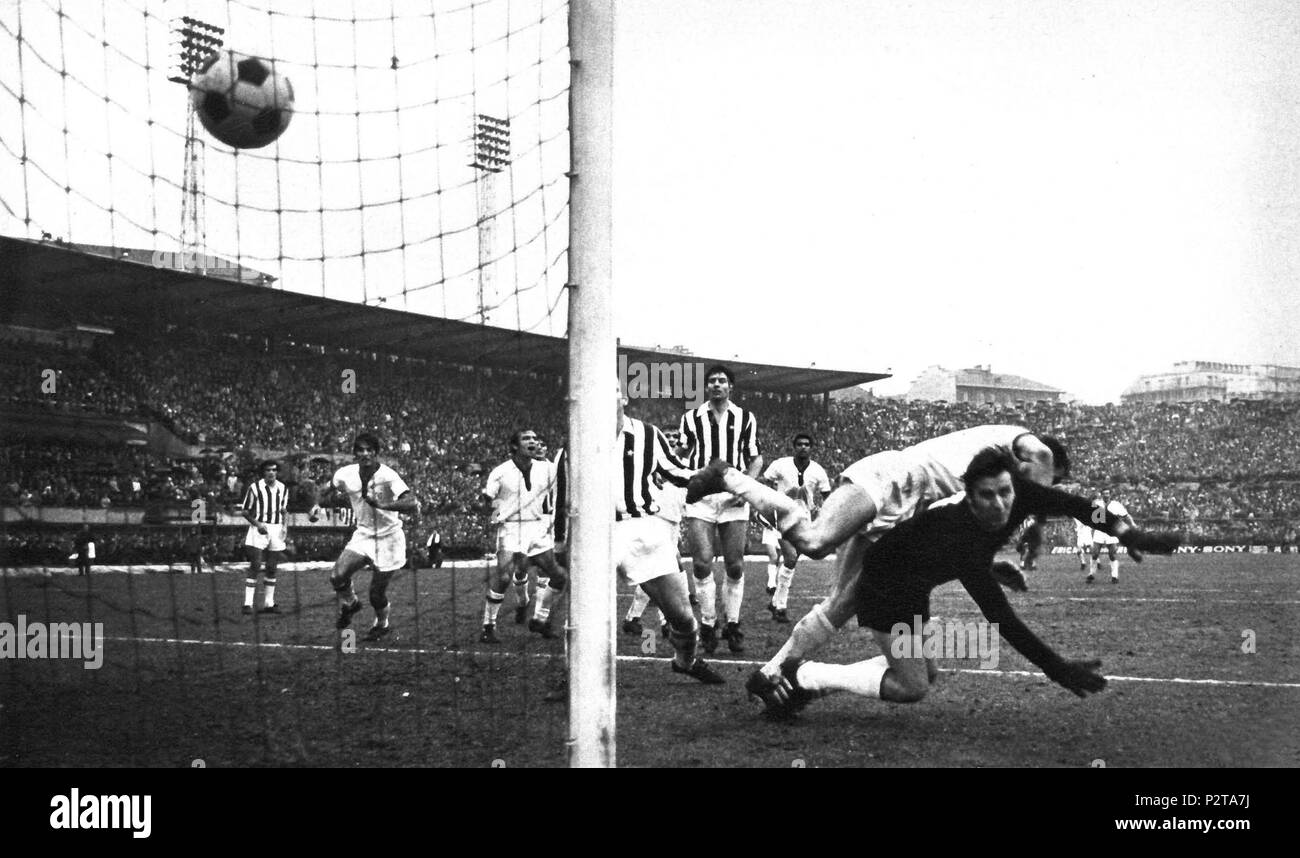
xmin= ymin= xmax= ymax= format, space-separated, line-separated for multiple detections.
xmin=3 ymin=0 xmax=1298 ymax=402
xmin=612 ymin=0 xmax=1300 ymax=401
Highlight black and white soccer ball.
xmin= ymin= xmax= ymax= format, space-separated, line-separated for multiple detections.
xmin=190 ymin=49 xmax=294 ymax=149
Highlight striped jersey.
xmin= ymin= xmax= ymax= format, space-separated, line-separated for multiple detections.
xmin=552 ymin=418 xmax=692 ymax=541
xmin=242 ymin=479 xmax=289 ymax=525
xmin=677 ymin=402 xmax=760 ymax=470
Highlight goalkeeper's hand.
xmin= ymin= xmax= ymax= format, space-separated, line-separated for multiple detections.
xmin=1046 ymin=659 xmax=1107 ymax=698
xmin=1118 ymin=528 xmax=1181 ymax=558
xmin=990 ymin=559 xmax=1029 ymax=592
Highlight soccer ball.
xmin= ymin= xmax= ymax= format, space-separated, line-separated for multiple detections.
xmin=190 ymin=49 xmax=294 ymax=149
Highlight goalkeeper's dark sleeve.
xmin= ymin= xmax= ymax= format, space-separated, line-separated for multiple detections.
xmin=961 ymin=570 xmax=1065 ymax=675
xmin=1017 ymin=479 xmax=1123 ymax=535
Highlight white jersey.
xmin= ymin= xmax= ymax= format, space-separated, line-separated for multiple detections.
xmin=333 ymin=463 xmax=410 ymax=540
xmin=904 ymin=424 xmax=1030 ymax=498
xmin=1075 ymin=518 xmax=1093 ymax=545
xmin=763 ymin=457 xmax=831 ymax=512
xmin=484 ymin=458 xmax=557 ymax=525
xmin=1092 ymin=499 xmax=1129 ymax=543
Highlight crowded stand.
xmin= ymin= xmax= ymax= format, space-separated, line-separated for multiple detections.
xmin=3 ymin=326 xmax=1299 ymax=564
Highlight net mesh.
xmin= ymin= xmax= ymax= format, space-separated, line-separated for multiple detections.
xmin=0 ymin=0 xmax=573 ymax=767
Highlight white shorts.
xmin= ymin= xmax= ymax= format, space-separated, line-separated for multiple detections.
xmin=345 ymin=529 xmax=408 ymax=572
xmin=683 ymin=493 xmax=750 ymax=525
xmin=496 ymin=519 xmax=555 ymax=557
xmin=615 ymin=515 xmax=681 ymax=586
xmin=761 ymin=526 xmax=780 ymax=548
xmin=1092 ymin=532 xmax=1120 ymax=547
xmin=1076 ymin=531 xmax=1093 ymax=549
xmin=245 ymin=523 xmax=287 ymax=552
xmin=840 ymin=450 xmax=939 ymax=544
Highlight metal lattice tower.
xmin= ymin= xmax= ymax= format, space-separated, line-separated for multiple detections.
xmin=472 ymin=114 xmax=510 ymax=326
xmin=168 ymin=17 xmax=224 ymax=262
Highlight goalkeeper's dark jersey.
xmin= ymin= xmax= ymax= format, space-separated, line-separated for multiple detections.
xmin=855 ymin=479 xmax=1124 ymax=674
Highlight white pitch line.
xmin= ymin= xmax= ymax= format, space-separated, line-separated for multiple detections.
xmin=102 ymin=635 xmax=1300 ymax=689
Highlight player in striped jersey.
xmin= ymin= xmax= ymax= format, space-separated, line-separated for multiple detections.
xmin=761 ymin=434 xmax=832 ymax=623
xmin=241 ymin=460 xmax=290 ymax=615
xmin=326 ymin=433 xmax=419 ymax=641
xmin=479 ymin=430 xmax=566 ymax=643
xmin=554 ymin=385 xmax=724 ymax=686
xmin=676 ymin=365 xmax=763 ymax=654
xmin=622 ymin=426 xmax=693 ymax=638
xmin=689 ymin=425 xmax=1069 ymax=683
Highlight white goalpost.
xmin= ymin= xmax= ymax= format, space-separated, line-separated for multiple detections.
xmin=566 ymin=0 xmax=617 ymax=767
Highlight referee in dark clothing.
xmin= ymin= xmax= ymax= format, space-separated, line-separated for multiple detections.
xmin=74 ymin=525 xmax=95 ymax=576
xmin=748 ymin=447 xmax=1180 ymax=716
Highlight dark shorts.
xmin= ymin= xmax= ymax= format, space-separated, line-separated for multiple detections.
xmin=854 ymin=577 xmax=931 ymax=635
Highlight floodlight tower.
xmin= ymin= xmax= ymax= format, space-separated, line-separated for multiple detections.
xmin=472 ymin=114 xmax=511 ymax=325
xmin=168 ymin=17 xmax=224 ymax=266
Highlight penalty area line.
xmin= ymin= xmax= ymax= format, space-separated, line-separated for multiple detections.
xmin=102 ymin=636 xmax=1300 ymax=689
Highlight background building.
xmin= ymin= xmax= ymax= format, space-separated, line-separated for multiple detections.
xmin=1122 ymin=361 xmax=1300 ymax=403
xmin=906 ymin=365 xmax=1069 ymax=405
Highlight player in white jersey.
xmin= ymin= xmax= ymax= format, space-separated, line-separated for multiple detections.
xmin=761 ymin=434 xmax=832 ymax=623
xmin=325 ymin=433 xmax=419 ymax=641
xmin=479 ymin=429 xmax=565 ymax=643
xmin=688 ymin=424 xmax=1070 ymax=683
xmin=240 ymin=459 xmax=290 ymax=615
xmin=1074 ymin=512 xmax=1093 ymax=573
xmin=676 ymin=365 xmax=763 ymax=654
xmin=1089 ymin=490 xmax=1136 ymax=584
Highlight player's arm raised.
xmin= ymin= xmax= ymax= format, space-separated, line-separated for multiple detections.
xmin=962 ymin=571 xmax=1105 ymax=698
xmin=1020 ymin=481 xmax=1181 ymax=561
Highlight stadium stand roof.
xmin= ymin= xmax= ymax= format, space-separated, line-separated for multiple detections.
xmin=0 ymin=236 xmax=889 ymax=395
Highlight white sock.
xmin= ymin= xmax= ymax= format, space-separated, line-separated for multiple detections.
xmin=627 ymin=586 xmax=651 ymax=621
xmin=533 ymin=579 xmax=557 ymax=622
xmin=263 ymin=579 xmax=276 ymax=608
xmin=797 ymin=655 xmax=888 ymax=698
xmin=244 ymin=580 xmax=256 ymax=608
xmin=763 ymin=601 xmax=837 ymax=674
xmin=484 ymin=590 xmax=505 ymax=625
xmin=722 ymin=576 xmax=744 ymax=623
xmin=375 ymin=602 xmax=390 ymax=628
xmin=774 ymin=565 xmax=796 ymax=610
xmin=1089 ymin=558 xmax=1097 ymax=576
xmin=720 ymin=470 xmax=810 ymax=532
xmin=766 ymin=563 xmax=778 ymax=590
xmin=1110 ymin=559 xmax=1119 ymax=580
xmin=696 ymin=575 xmax=717 ymax=626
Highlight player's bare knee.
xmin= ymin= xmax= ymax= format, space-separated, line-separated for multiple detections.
xmin=546 ymin=569 xmax=567 ymax=590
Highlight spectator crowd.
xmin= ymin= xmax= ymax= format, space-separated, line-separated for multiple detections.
xmin=4 ymin=323 xmax=1299 ymax=562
